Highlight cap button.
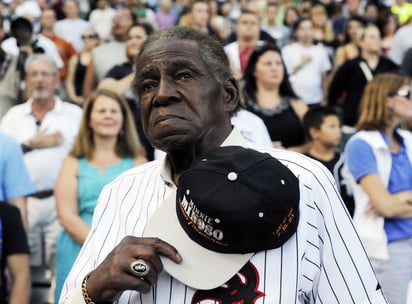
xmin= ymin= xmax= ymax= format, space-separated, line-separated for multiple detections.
xmin=227 ymin=172 xmax=238 ymax=181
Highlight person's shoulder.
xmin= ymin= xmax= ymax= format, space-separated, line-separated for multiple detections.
xmin=281 ymin=43 xmax=294 ymax=52
xmin=3 ymin=102 xmax=27 ymax=117
xmin=61 ymin=100 xmax=82 ymax=114
xmin=110 ymin=160 xmax=162 ymax=184
xmin=0 ymin=132 xmax=18 ymax=145
xmin=395 ymin=23 xmax=412 ymax=36
xmin=223 ymin=41 xmax=238 ymax=51
xmin=232 ymin=108 xmax=262 ymax=123
xmin=94 ymin=40 xmax=124 ymax=52
xmin=63 ymin=155 xmax=80 ymax=167
xmin=79 ymin=18 xmax=91 ymax=26
xmin=379 ymin=55 xmax=398 ymax=67
xmin=250 ymin=146 xmax=331 ymax=181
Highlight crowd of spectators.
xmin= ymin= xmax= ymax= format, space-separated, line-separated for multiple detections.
xmin=0 ymin=0 xmax=411 ymax=303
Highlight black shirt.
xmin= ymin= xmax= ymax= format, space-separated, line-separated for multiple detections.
xmin=0 ymin=203 xmax=29 ymax=303
xmin=328 ymin=56 xmax=398 ymax=126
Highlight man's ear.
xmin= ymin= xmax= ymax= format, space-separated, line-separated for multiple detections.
xmin=308 ymin=126 xmax=318 ymax=140
xmin=223 ymin=78 xmax=240 ymax=113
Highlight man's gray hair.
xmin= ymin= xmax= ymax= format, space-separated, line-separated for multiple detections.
xmin=136 ymin=26 xmax=233 ymax=84
xmin=24 ymin=54 xmax=59 ymax=75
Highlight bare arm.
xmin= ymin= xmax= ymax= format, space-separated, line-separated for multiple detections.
xmin=7 ymin=253 xmax=31 ymax=304
xmin=55 ymin=156 xmax=90 ymax=245
xmin=82 ymin=58 xmax=96 ymax=99
xmin=359 ymin=173 xmax=412 ymax=218
xmin=292 ymin=54 xmax=312 ymax=74
xmin=26 ymin=129 xmax=63 ymax=149
xmin=98 ymin=73 xmax=135 ymax=96
xmin=333 ymin=46 xmax=345 ymax=69
xmin=7 ymin=197 xmax=28 ymax=232
xmin=65 ymin=55 xmax=84 ymax=106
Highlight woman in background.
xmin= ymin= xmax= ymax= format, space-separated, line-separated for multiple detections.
xmin=65 ymin=28 xmax=100 ymax=106
xmin=333 ymin=15 xmax=366 ymax=69
xmin=310 ymin=4 xmax=338 ymax=58
xmin=98 ymin=22 xmax=155 ymax=160
xmin=54 ymin=89 xmax=147 ymax=302
xmin=346 ymin=72 xmax=412 ymax=304
xmin=243 ymin=43 xmax=308 ymax=152
xmin=377 ymin=10 xmax=399 ymax=57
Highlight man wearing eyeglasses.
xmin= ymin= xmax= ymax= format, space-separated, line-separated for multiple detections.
xmin=0 ymin=54 xmax=82 ymax=296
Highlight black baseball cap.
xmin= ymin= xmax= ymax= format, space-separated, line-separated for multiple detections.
xmin=144 ymin=146 xmax=300 ymax=290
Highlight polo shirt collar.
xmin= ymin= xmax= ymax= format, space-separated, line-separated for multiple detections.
xmin=23 ymin=96 xmax=65 ymax=116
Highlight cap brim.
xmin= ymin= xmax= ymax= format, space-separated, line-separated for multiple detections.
xmin=143 ymin=192 xmax=253 ymax=290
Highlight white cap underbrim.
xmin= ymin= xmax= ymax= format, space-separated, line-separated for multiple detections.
xmin=143 ymin=192 xmax=253 ymax=290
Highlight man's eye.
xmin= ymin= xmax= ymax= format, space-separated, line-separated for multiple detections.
xmin=141 ymin=82 xmax=156 ymax=91
xmin=176 ymin=72 xmax=192 ymax=80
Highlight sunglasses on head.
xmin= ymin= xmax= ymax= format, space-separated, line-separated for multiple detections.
xmin=389 ymin=89 xmax=411 ymax=99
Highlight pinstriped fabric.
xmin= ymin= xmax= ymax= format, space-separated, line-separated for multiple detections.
xmin=61 ymin=135 xmax=388 ymax=304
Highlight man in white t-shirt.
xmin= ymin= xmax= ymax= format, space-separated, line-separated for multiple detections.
xmin=0 ymin=54 xmax=82 ymax=278
xmin=282 ymin=17 xmax=331 ymax=106
xmin=53 ymin=0 xmax=91 ymax=52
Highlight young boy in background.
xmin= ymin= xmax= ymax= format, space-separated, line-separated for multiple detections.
xmin=303 ymin=106 xmax=355 ymax=216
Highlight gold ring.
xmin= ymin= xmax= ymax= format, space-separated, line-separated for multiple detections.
xmin=130 ymin=259 xmax=150 ymax=277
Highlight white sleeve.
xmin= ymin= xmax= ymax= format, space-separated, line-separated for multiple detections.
xmin=59 ymin=286 xmax=86 ymax=304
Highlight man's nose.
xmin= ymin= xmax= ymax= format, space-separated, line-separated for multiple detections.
xmin=153 ymin=78 xmax=180 ymax=107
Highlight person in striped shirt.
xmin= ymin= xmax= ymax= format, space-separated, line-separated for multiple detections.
xmin=60 ymin=27 xmax=387 ymax=304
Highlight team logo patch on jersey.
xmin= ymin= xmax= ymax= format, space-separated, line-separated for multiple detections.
xmin=191 ymin=262 xmax=264 ymax=304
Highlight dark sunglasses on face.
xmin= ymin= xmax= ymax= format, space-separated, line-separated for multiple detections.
xmin=82 ymin=34 xmax=98 ymax=40
xmin=389 ymin=89 xmax=411 ymax=99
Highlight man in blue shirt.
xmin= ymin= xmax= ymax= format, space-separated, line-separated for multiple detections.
xmin=0 ymin=132 xmax=35 ymax=230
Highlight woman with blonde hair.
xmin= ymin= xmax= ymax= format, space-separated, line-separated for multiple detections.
xmin=310 ymin=4 xmax=338 ymax=55
xmin=54 ymin=89 xmax=147 ymax=302
xmin=345 ymin=72 xmax=412 ymax=304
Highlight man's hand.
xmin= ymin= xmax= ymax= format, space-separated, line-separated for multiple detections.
xmin=292 ymin=55 xmax=312 ymax=74
xmin=300 ymin=54 xmax=312 ymax=65
xmin=28 ymin=130 xmax=63 ymax=149
xmin=85 ymin=236 xmax=182 ymax=302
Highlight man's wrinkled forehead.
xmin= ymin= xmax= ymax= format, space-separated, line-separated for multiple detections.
xmin=136 ymin=39 xmax=203 ymax=75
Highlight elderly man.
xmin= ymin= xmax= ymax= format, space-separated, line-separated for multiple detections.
xmin=0 ymin=54 xmax=82 ymax=277
xmin=60 ymin=27 xmax=387 ymax=304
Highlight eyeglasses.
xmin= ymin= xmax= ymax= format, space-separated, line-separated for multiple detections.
xmin=81 ymin=34 xmax=98 ymax=40
xmin=26 ymin=71 xmax=56 ymax=78
xmin=389 ymin=89 xmax=411 ymax=99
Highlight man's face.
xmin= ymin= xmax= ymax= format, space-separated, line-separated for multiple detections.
xmin=40 ymin=9 xmax=56 ymax=30
xmin=135 ymin=39 xmax=230 ymax=151
xmin=25 ymin=59 xmax=59 ymax=101
xmin=236 ymin=13 xmax=260 ymax=40
xmin=112 ymin=8 xmax=134 ymax=39
xmin=64 ymin=1 xmax=79 ymax=19
xmin=191 ymin=2 xmax=209 ymax=28
xmin=359 ymin=26 xmax=381 ymax=54
xmin=316 ymin=115 xmax=342 ymax=148
xmin=296 ymin=19 xmax=313 ymax=44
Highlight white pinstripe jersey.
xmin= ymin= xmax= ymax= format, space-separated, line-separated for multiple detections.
xmin=60 ymin=129 xmax=387 ymax=304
